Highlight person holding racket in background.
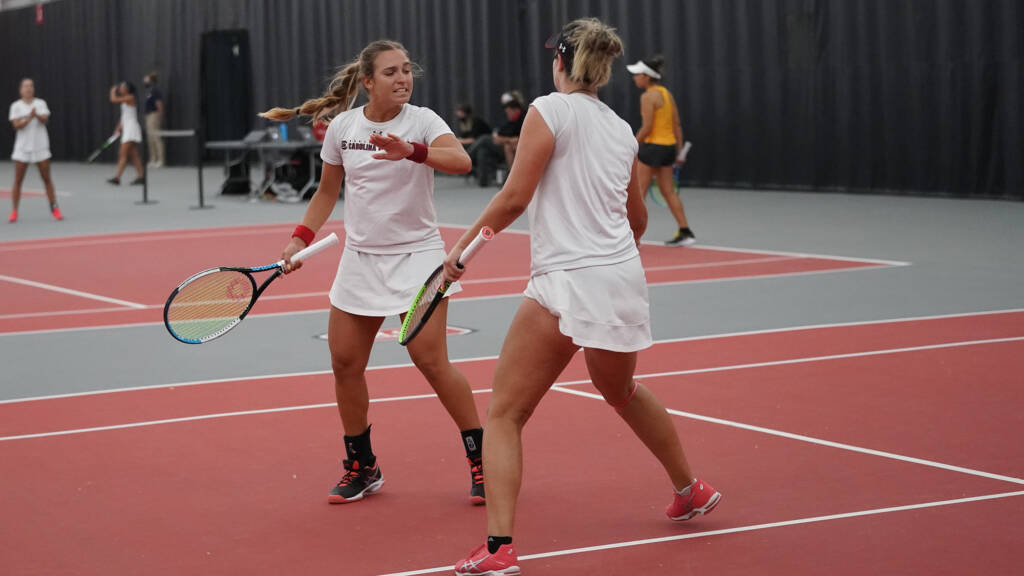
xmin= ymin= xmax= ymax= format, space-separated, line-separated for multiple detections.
xmin=628 ymin=54 xmax=696 ymax=246
xmin=445 ymin=19 xmax=720 ymax=574
xmin=106 ymin=81 xmax=145 ymax=186
xmin=261 ymin=40 xmax=487 ymax=506
xmin=8 ymin=78 xmax=61 ymax=223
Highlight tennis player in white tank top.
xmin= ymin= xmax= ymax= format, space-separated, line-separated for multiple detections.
xmin=447 ymin=19 xmax=721 ymax=574
xmin=264 ymin=40 xmax=486 ymax=508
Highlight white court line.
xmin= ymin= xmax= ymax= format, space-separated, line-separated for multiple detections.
xmin=0 ymin=223 xmax=349 ymax=253
xmin=2 ymin=308 xmax=1022 ymax=403
xmin=458 ymin=256 xmax=798 ymax=285
xmin=439 ymin=221 xmax=911 ymax=267
xmin=552 ymin=386 xmax=1024 ymax=486
xmin=553 ymin=336 xmax=1024 ymax=384
xmin=378 ymin=490 xmax=1024 ymax=576
xmin=3 ymin=332 xmax=1022 ymax=475
xmin=0 ymin=389 xmax=492 ymax=442
xmin=689 ymin=243 xmax=911 ymax=267
xmin=0 ymin=262 xmax=905 ymax=338
xmin=0 ymin=274 xmax=147 ymax=309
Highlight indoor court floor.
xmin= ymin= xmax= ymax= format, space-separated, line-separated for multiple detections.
xmin=1 ymin=162 xmax=1022 ymax=575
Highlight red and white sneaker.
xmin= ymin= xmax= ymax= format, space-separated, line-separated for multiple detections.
xmin=666 ymin=478 xmax=721 ymax=521
xmin=51 ymin=206 xmax=64 ymax=221
xmin=8 ymin=210 xmax=16 ymax=223
xmin=454 ymin=543 xmax=520 ymax=576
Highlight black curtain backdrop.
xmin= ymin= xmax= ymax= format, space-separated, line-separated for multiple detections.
xmin=1 ymin=0 xmax=1020 ymax=199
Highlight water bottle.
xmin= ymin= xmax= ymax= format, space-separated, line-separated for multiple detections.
xmin=279 ymin=123 xmax=288 ymax=141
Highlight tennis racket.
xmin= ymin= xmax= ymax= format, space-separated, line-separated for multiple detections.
xmin=86 ymin=133 xmax=120 ymax=163
xmin=398 ymin=227 xmax=494 ymax=346
xmin=163 ymin=232 xmax=340 ymax=344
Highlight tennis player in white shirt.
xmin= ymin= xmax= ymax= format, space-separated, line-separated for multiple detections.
xmin=445 ymin=18 xmax=721 ymax=575
xmin=261 ymin=39 xmax=486 ymax=507
xmin=8 ymin=78 xmax=61 ymax=223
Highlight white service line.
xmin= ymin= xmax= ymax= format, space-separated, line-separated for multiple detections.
xmin=2 ymin=309 xmax=1022 ymax=403
xmin=0 ymin=263 xmax=900 ymax=338
xmin=0 ymin=389 xmax=492 ymax=442
xmin=458 ymin=256 xmax=801 ymax=286
xmin=0 ymin=274 xmax=147 ymax=309
xmin=553 ymin=336 xmax=1024 ymax=384
xmin=377 ymin=490 xmax=1024 ymax=576
xmin=552 ymin=386 xmax=1024 ymax=486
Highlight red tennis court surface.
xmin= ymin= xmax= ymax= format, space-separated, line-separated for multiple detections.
xmin=2 ymin=311 xmax=1021 ymax=575
xmin=0 ymin=223 xmax=898 ymax=334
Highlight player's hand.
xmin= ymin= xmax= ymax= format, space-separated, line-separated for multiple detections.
xmin=369 ymin=132 xmax=414 ymax=162
xmin=281 ymin=237 xmax=307 ymax=274
xmin=443 ymin=247 xmax=466 ymax=283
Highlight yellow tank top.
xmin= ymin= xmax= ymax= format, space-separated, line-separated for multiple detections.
xmin=645 ymin=85 xmax=677 ymax=146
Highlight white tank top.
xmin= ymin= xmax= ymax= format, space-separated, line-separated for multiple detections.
xmin=527 ymin=92 xmax=640 ymax=276
xmin=120 ymin=102 xmax=140 ymax=129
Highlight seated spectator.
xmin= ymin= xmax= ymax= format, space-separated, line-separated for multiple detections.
xmin=472 ymin=90 xmax=525 ymax=187
xmin=455 ymin=102 xmax=491 ymax=148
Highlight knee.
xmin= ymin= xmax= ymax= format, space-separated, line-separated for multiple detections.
xmin=487 ymin=399 xmax=534 ymax=429
xmin=330 ymin=352 xmax=365 ymax=380
xmin=409 ymin=351 xmax=448 ymax=382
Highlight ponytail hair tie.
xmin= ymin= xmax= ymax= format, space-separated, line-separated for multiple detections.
xmin=293 ymin=107 xmax=302 ymax=115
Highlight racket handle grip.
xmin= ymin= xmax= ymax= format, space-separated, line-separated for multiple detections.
xmin=457 ymin=226 xmax=494 ymax=267
xmin=290 ymin=232 xmax=339 ymax=264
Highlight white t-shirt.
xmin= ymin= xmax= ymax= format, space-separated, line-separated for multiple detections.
xmin=528 ymin=92 xmax=640 ymax=276
xmin=9 ymin=98 xmax=51 ymax=155
xmin=321 ymin=104 xmax=453 ymax=254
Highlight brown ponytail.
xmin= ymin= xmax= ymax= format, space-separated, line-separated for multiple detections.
xmin=260 ymin=40 xmax=410 ymax=126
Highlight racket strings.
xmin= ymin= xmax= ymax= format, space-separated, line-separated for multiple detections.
xmin=166 ymin=271 xmax=254 ymax=340
xmin=408 ymin=272 xmax=446 ymax=330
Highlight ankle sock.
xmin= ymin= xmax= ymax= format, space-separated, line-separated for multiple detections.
xmin=461 ymin=428 xmax=483 ymax=461
xmin=343 ymin=425 xmax=375 ymax=466
xmin=487 ymin=536 xmax=512 ymax=554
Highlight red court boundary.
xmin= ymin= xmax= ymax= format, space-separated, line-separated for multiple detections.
xmin=1 ymin=312 xmax=1021 ymax=575
xmin=0 ymin=223 xmax=900 ymax=334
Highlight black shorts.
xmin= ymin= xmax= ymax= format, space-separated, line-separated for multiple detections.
xmin=638 ymin=143 xmax=676 ymax=167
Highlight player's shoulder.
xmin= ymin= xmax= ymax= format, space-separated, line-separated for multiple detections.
xmin=402 ymin=103 xmax=444 ymax=122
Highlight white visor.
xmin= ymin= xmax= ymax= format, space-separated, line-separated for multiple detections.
xmin=626 ymin=61 xmax=662 ymax=80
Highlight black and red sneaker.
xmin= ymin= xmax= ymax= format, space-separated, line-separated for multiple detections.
xmin=468 ymin=457 xmax=485 ymax=505
xmin=327 ymin=459 xmax=384 ymax=504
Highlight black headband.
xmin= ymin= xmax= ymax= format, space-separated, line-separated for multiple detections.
xmin=544 ymin=31 xmax=575 ymax=73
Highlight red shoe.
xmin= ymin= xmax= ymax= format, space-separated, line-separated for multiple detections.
xmin=666 ymin=478 xmax=721 ymax=521
xmin=468 ymin=457 xmax=485 ymax=505
xmin=454 ymin=542 xmax=520 ymax=576
xmin=51 ymin=206 xmax=64 ymax=221
xmin=8 ymin=210 xmax=16 ymax=223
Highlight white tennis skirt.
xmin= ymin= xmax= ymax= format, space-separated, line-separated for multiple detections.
xmin=121 ymin=122 xmax=143 ymax=144
xmin=11 ymin=148 xmax=51 ymax=163
xmin=524 ymin=256 xmax=652 ymax=353
xmin=329 ymin=247 xmax=462 ymax=317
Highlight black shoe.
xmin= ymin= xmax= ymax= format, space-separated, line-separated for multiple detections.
xmin=665 ymin=228 xmax=696 ymax=247
xmin=468 ymin=457 xmax=485 ymax=505
xmin=106 ymin=177 xmax=120 ymax=185
xmin=327 ymin=459 xmax=384 ymax=504
xmin=130 ymin=177 xmax=145 ymax=186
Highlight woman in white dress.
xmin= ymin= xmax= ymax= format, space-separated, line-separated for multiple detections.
xmin=447 ymin=18 xmax=721 ymax=574
xmin=106 ymin=82 xmax=145 ymax=185
xmin=260 ymin=40 xmax=486 ymax=506
xmin=8 ymin=78 xmax=61 ymax=223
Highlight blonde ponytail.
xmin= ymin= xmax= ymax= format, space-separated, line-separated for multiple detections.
xmin=562 ymin=18 xmax=624 ymax=88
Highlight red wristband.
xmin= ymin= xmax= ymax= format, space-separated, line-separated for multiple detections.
xmin=407 ymin=142 xmax=428 ymax=164
xmin=292 ymin=224 xmax=315 ymax=246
